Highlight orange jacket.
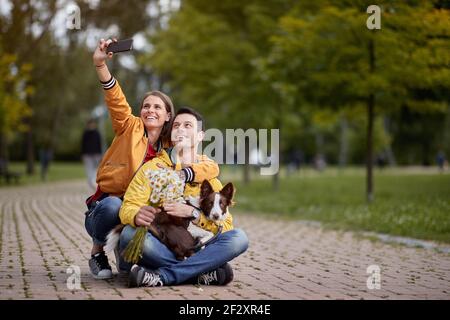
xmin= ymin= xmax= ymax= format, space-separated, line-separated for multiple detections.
xmin=96 ymin=77 xmax=219 ymax=197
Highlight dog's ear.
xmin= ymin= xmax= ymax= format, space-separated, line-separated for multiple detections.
xmin=220 ymin=182 xmax=235 ymax=205
xmin=200 ymin=180 xmax=214 ymax=200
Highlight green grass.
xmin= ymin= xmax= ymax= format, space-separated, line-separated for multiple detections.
xmin=227 ymin=167 xmax=450 ymax=243
xmin=0 ymin=162 xmax=85 ymax=186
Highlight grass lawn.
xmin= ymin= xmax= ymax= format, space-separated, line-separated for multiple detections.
xmin=2 ymin=162 xmax=449 ymax=243
xmin=227 ymin=166 xmax=450 ymax=244
xmin=0 ymin=162 xmax=85 ymax=186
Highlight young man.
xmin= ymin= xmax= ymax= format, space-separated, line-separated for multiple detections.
xmin=118 ymin=107 xmax=249 ymax=287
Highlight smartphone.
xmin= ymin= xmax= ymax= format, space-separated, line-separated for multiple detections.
xmin=106 ymin=38 xmax=133 ymax=54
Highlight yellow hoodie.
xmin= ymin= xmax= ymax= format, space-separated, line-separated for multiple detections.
xmin=95 ymin=78 xmax=219 ymax=197
xmin=119 ymin=149 xmax=233 ymax=234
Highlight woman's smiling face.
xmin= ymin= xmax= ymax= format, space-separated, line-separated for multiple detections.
xmin=140 ymin=95 xmax=171 ymax=130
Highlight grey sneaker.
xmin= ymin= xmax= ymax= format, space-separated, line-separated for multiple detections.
xmin=128 ymin=264 xmax=163 ymax=288
xmin=197 ymin=263 xmax=234 ymax=286
xmin=89 ymin=251 xmax=113 ymax=279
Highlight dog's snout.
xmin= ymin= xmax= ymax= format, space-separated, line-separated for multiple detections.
xmin=212 ymin=213 xmax=220 ymax=220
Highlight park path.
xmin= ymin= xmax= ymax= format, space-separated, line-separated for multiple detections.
xmin=0 ymin=180 xmax=449 ymax=300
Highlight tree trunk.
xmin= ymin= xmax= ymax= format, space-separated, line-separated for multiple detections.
xmin=241 ymin=133 xmax=251 ymax=185
xmin=383 ymin=116 xmax=396 ymax=166
xmin=315 ymin=132 xmax=324 ymax=154
xmin=0 ymin=133 xmax=9 ymax=168
xmin=243 ymin=162 xmax=250 ymax=185
xmin=272 ymin=107 xmax=282 ymax=191
xmin=338 ymin=116 xmax=349 ymax=168
xmin=272 ymin=161 xmax=280 ymax=191
xmin=26 ymin=129 xmax=35 ymax=175
xmin=367 ymin=94 xmax=375 ymax=203
xmin=443 ymin=106 xmax=450 ymax=156
xmin=366 ymin=39 xmax=375 ymax=203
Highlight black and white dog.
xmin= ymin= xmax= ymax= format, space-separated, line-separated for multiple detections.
xmin=186 ymin=180 xmax=234 ymax=245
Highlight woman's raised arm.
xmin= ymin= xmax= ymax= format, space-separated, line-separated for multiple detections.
xmin=93 ymin=38 xmax=115 ymax=82
xmin=92 ymin=38 xmax=135 ymax=135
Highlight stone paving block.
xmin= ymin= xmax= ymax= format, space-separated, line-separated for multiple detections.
xmin=1 ymin=181 xmax=449 ymax=300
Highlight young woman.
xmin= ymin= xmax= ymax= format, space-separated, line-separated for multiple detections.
xmin=85 ymin=38 xmax=219 ymax=279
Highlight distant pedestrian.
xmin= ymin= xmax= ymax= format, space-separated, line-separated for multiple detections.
xmin=314 ymin=153 xmax=326 ymax=172
xmin=39 ymin=148 xmax=53 ymax=181
xmin=376 ymin=152 xmax=387 ymax=169
xmin=436 ymin=150 xmax=447 ymax=172
xmin=287 ymin=148 xmax=303 ymax=173
xmin=81 ymin=119 xmax=103 ymax=191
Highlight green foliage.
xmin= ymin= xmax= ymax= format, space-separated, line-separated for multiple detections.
xmin=145 ymin=0 xmax=449 ymax=167
xmin=348 ymin=115 xmax=392 ymax=162
xmin=29 ymin=38 xmax=100 ymax=151
xmin=266 ymin=1 xmax=450 ymax=114
xmin=1 ymin=0 xmax=157 ymax=161
xmin=260 ymin=0 xmax=450 ymax=195
xmin=391 ymin=107 xmax=449 ymax=165
xmin=76 ymin=0 xmax=151 ymax=37
xmin=1 ymin=0 xmax=448 ymax=167
xmin=0 ymin=0 xmax=102 ymax=162
xmin=142 ymin=0 xmax=294 ymax=130
xmin=0 ymin=51 xmax=33 ymax=138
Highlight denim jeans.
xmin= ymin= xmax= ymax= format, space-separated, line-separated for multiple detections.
xmin=85 ymin=196 xmax=122 ymax=246
xmin=118 ymin=225 xmax=249 ymax=285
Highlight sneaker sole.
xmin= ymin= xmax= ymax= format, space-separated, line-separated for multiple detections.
xmin=91 ymin=272 xmax=113 ymax=280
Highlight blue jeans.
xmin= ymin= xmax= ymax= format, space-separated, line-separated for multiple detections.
xmin=118 ymin=225 xmax=249 ymax=285
xmin=85 ymin=196 xmax=122 ymax=246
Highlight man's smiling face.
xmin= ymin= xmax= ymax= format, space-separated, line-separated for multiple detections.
xmin=171 ymin=113 xmax=203 ymax=149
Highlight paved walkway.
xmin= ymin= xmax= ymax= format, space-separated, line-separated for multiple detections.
xmin=0 ymin=181 xmax=449 ymax=300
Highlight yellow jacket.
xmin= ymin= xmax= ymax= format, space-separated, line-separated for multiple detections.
xmin=119 ymin=149 xmax=233 ymax=234
xmin=95 ymin=78 xmax=219 ymax=197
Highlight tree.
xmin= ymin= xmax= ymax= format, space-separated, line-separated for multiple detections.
xmin=0 ymin=0 xmax=58 ymax=173
xmin=0 ymin=0 xmax=157 ymax=169
xmin=0 ymin=49 xmax=33 ymax=168
xmin=263 ymin=0 xmax=450 ymax=201
xmin=142 ymin=0 xmax=294 ymax=187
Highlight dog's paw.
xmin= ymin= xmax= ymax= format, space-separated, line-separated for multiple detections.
xmin=200 ymin=231 xmax=214 ymax=244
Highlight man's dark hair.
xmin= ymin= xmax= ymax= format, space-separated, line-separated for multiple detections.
xmin=174 ymin=107 xmax=205 ymax=131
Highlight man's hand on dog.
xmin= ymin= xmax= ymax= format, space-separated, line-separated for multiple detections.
xmin=134 ymin=206 xmax=161 ymax=227
xmin=164 ymin=202 xmax=194 ymax=218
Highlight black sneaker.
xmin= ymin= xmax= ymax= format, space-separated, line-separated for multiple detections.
xmin=128 ymin=264 xmax=164 ymax=288
xmin=197 ymin=263 xmax=234 ymax=286
xmin=89 ymin=251 xmax=113 ymax=279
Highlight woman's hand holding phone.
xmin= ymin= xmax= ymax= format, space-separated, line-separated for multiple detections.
xmin=92 ymin=38 xmax=117 ymax=67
